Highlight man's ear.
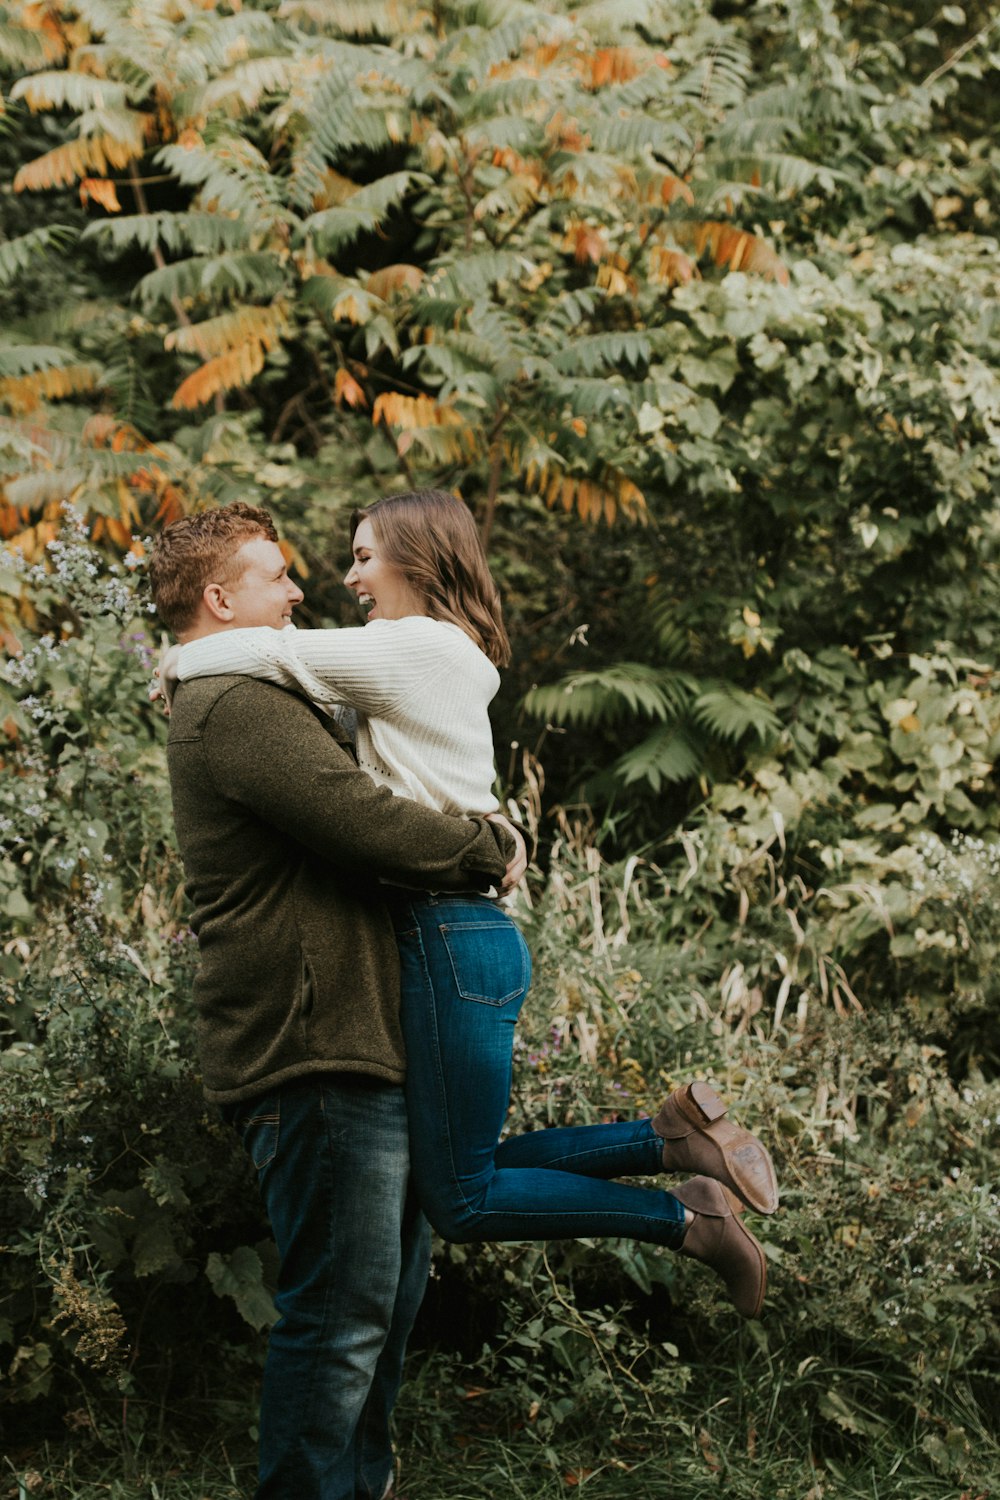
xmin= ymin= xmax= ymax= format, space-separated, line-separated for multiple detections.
xmin=202 ymin=582 xmax=235 ymax=624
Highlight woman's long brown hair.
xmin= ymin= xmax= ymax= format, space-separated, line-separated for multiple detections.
xmin=351 ymin=490 xmax=511 ymax=668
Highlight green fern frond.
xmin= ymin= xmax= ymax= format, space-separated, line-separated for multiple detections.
xmin=584 ymin=112 xmax=689 ymax=162
xmin=426 ymin=251 xmax=532 ymax=300
xmin=0 ymin=345 xmax=81 ymax=377
xmin=195 ymin=56 xmax=299 ymax=120
xmin=279 ymin=0 xmax=430 ymax=39
xmin=0 ymin=227 xmax=77 ymax=288
xmin=446 ymin=11 xmax=561 ymax=77
xmin=570 ymin=0 xmax=664 ymax=40
xmin=614 ymin=721 xmax=704 ymax=790
xmin=713 ymin=153 xmax=843 ymax=196
xmin=84 ymin=212 xmax=249 ymax=258
xmin=300 ymin=275 xmax=386 ymax=331
xmin=135 ymin=253 xmax=286 ymax=310
xmin=524 ymin=665 xmax=697 ymax=727
xmin=301 ymin=172 xmax=431 ymax=254
xmin=177 ymin=8 xmax=281 ymax=73
xmin=460 ymin=77 xmax=550 ymax=121
xmin=473 ymin=173 xmax=539 ymax=221
xmin=412 ymin=330 xmax=507 ymax=382
xmin=676 ymin=46 xmax=752 ymax=114
xmin=541 ymin=375 xmax=647 ymax=417
xmin=462 ymin=115 xmax=544 ymax=159
xmin=597 ymin=68 xmax=675 ymax=114
xmin=549 ymin=331 xmax=656 ymax=377
xmin=549 ymin=149 xmax=647 ymax=197
xmin=307 ymin=65 xmax=406 ymax=160
xmin=285 ymin=142 xmax=330 ymax=215
xmin=4 ymin=467 xmax=89 ymax=507
xmin=546 ymin=288 xmax=603 ymax=329
xmin=155 ymin=138 xmax=287 ymax=224
xmin=0 ymin=20 xmax=59 ymax=68
xmin=74 ymin=106 xmax=147 ymax=154
xmin=645 ymin=588 xmax=691 ymax=661
xmin=691 ymin=683 xmax=782 ymax=745
xmin=10 ymin=71 xmax=129 ymax=112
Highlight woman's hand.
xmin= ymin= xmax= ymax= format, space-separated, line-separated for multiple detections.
xmin=149 ymin=639 xmax=182 ymax=716
xmin=484 ymin=811 xmax=527 ymax=893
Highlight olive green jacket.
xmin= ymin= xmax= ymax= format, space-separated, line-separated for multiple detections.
xmin=167 ymin=675 xmax=510 ymax=1104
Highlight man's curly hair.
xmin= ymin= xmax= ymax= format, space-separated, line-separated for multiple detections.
xmin=147 ymin=502 xmax=278 ymax=635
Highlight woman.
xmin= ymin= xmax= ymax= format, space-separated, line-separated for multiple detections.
xmin=168 ymin=489 xmax=778 ymax=1317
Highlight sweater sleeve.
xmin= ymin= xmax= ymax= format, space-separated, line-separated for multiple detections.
xmin=200 ymin=679 xmax=510 ymax=888
xmin=176 ymin=622 xmax=430 ymax=717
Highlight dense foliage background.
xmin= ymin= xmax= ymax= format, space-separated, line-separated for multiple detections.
xmin=1 ymin=0 xmax=998 ymax=1495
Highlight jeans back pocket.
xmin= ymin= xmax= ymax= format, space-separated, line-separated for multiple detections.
xmin=440 ymin=919 xmax=531 ymax=1006
xmin=232 ymin=1098 xmax=280 ymax=1171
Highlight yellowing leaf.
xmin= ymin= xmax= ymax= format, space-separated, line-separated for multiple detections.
xmin=649 ymin=246 xmax=697 ymax=286
xmin=334 ymin=367 xmax=367 ymax=409
xmin=166 ymin=303 xmax=289 ymax=359
xmin=581 ymin=47 xmax=643 ymax=88
xmin=565 ymin=223 xmax=605 ymax=265
xmin=529 ymin=466 xmax=646 ymax=526
xmin=79 ymin=177 xmax=121 ymax=212
xmin=0 ymin=364 xmax=99 ymax=413
xmin=15 ymin=134 xmax=141 ymax=192
xmin=596 ymin=261 xmax=634 ymax=296
xmin=171 ymin=341 xmax=267 ymax=409
xmin=366 ymin=263 xmax=424 ymax=300
xmin=372 ymin=392 xmax=463 ymax=430
xmin=676 ymin=221 xmax=789 ymax=285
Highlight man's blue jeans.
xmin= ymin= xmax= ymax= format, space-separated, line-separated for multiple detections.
xmin=392 ymin=894 xmax=686 ymax=1247
xmin=229 ymin=1075 xmax=431 ymax=1500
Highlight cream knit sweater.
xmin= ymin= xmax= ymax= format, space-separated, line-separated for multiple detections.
xmin=175 ymin=616 xmax=501 ymax=816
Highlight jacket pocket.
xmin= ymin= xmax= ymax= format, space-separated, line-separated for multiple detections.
xmin=299 ymin=953 xmax=316 ymax=1033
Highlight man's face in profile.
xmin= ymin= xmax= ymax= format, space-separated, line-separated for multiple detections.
xmin=221 ymin=536 xmax=304 ymax=630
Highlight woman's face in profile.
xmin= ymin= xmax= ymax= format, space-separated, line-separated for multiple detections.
xmin=343 ymin=518 xmax=425 ymax=622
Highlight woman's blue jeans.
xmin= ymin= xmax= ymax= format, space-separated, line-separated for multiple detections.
xmin=392 ymin=894 xmax=686 ymax=1248
xmin=229 ymin=1075 xmax=431 ymax=1500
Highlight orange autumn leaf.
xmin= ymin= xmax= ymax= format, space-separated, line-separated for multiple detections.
xmin=567 ymin=224 xmax=605 ymax=265
xmin=15 ymin=134 xmax=140 ymax=191
xmin=0 ymin=364 xmax=99 ymax=414
xmin=334 ymin=367 xmax=367 ymax=409
xmin=171 ymin=340 xmax=266 ymax=409
xmin=676 ymin=221 xmax=789 ymax=284
xmin=366 ymin=263 xmax=425 ymax=300
xmin=596 ymin=260 xmax=635 ymax=296
xmin=530 ymin=466 xmax=647 ymax=526
xmin=649 ymin=245 xmax=698 ymax=286
xmin=372 ymin=392 xmax=462 ymax=430
xmin=154 ymin=486 xmax=188 ymax=526
xmin=91 ymin=515 xmax=135 ymax=548
xmin=582 ymin=47 xmax=642 ymax=87
xmin=278 ymin=538 xmax=310 ymax=579
xmin=80 ymin=177 xmax=121 ymax=212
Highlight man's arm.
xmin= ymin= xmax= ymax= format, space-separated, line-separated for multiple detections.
xmin=200 ymin=679 xmax=510 ymax=888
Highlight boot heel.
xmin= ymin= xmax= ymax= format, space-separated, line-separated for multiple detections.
xmin=688 ymin=1081 xmax=727 ymax=1124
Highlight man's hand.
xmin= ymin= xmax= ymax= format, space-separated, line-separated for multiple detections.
xmin=485 ymin=811 xmax=527 ymax=893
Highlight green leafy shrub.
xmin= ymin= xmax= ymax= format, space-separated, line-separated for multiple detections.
xmin=0 ymin=518 xmax=272 ymax=1459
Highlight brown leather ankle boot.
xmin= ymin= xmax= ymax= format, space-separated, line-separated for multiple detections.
xmin=653 ymin=1081 xmax=779 ymax=1214
xmin=673 ymin=1176 xmax=767 ymax=1319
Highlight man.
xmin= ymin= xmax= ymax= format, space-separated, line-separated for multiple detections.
xmin=148 ymin=502 xmax=522 ymax=1500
